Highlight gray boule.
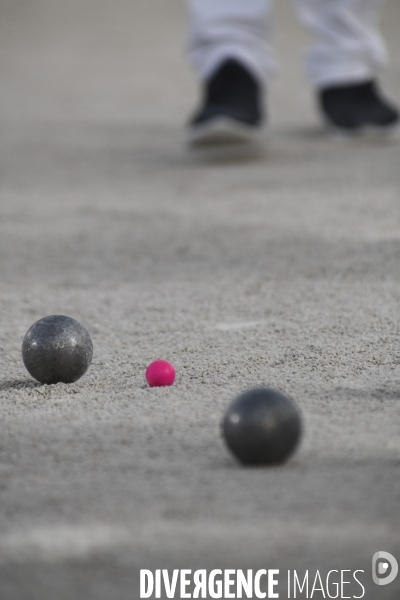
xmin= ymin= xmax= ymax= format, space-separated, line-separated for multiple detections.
xmin=22 ymin=315 xmax=93 ymax=384
xmin=223 ymin=388 xmax=302 ymax=465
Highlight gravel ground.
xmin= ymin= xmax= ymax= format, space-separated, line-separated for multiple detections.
xmin=0 ymin=1 xmax=399 ymax=598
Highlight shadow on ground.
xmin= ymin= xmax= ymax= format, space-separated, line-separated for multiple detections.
xmin=0 ymin=379 xmax=40 ymax=392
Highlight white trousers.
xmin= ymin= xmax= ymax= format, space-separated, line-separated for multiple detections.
xmin=187 ymin=0 xmax=388 ymax=88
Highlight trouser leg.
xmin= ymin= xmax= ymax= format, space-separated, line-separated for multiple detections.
xmin=293 ymin=0 xmax=388 ymax=88
xmin=187 ymin=0 xmax=276 ymax=83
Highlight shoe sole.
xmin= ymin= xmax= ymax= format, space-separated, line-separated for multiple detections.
xmin=188 ymin=117 xmax=260 ymax=146
xmin=324 ymin=119 xmax=400 ymax=140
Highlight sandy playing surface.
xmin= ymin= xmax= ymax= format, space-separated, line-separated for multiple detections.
xmin=0 ymin=1 xmax=399 ymax=598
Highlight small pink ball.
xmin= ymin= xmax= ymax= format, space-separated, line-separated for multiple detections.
xmin=146 ymin=360 xmax=176 ymax=388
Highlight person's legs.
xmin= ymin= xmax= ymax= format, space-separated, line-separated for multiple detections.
xmin=294 ymin=0 xmax=399 ymax=131
xmin=187 ymin=0 xmax=275 ymax=144
xmin=294 ymin=0 xmax=387 ymax=88
xmin=187 ymin=0 xmax=276 ymax=84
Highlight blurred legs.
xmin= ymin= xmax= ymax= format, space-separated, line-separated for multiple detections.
xmin=187 ymin=0 xmax=397 ymax=138
xmin=187 ymin=0 xmax=276 ymax=83
xmin=293 ymin=0 xmax=388 ymax=88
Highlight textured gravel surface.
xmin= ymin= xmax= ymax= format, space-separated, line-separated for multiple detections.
xmin=0 ymin=1 xmax=400 ymax=598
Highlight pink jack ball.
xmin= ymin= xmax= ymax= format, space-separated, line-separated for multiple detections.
xmin=146 ymin=360 xmax=176 ymax=388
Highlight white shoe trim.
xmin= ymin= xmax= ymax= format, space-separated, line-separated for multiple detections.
xmin=323 ymin=118 xmax=400 ymax=140
xmin=188 ymin=116 xmax=261 ymax=146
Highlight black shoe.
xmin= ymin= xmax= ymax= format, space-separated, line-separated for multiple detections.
xmin=189 ymin=59 xmax=264 ymax=145
xmin=319 ymin=80 xmax=399 ymax=134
